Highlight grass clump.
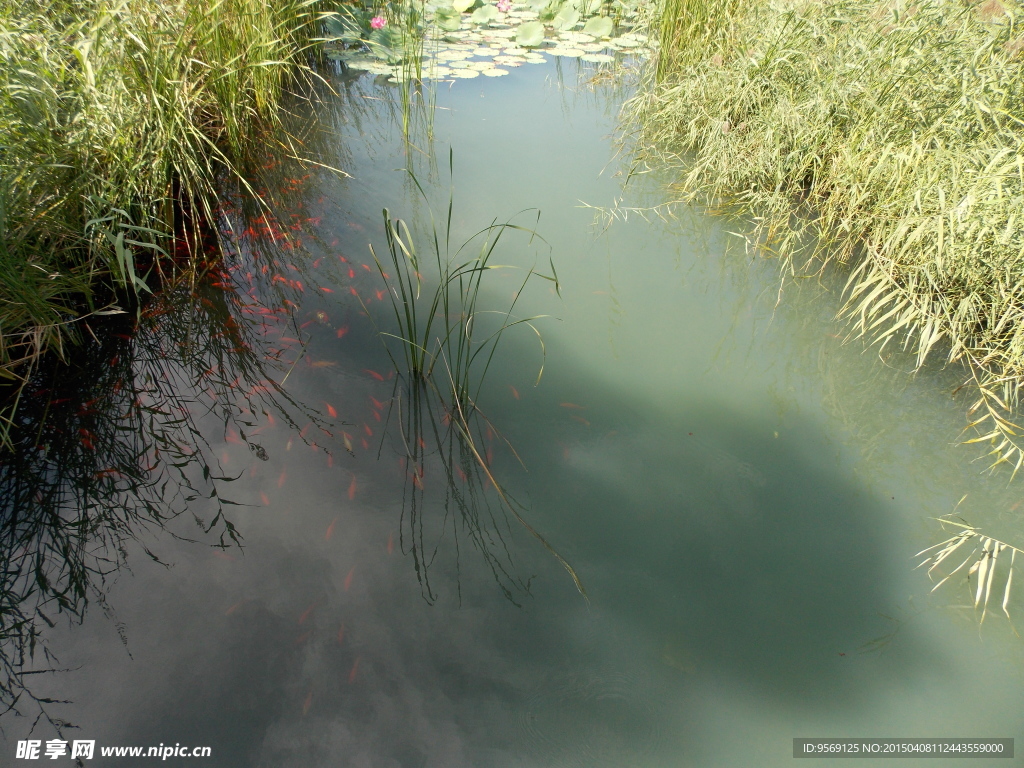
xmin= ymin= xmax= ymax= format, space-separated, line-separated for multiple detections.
xmin=0 ymin=0 xmax=325 ymax=440
xmin=627 ymin=0 xmax=1024 ymax=473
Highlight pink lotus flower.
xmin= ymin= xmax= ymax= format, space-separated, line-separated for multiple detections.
xmin=497 ymin=0 xmax=511 ymax=11
xmin=370 ymin=15 xmax=386 ymax=29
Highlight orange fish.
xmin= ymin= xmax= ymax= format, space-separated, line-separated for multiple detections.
xmin=510 ymin=386 xmax=520 ymax=400
xmin=348 ymin=267 xmax=355 ymax=279
xmin=260 ymin=491 xmax=270 ymax=505
xmin=326 ymin=402 xmax=338 ymax=418
xmin=344 ymin=567 xmax=355 ymax=591
xmin=363 ymin=424 xmax=373 ymax=437
xmin=295 ymin=631 xmax=312 ymax=645
xmin=302 ymin=690 xmax=313 ymax=716
xmin=370 ymin=396 xmax=386 ymax=410
xmin=327 ymin=453 xmax=334 ymax=468
xmin=225 ymin=600 xmax=245 ymax=615
xmin=348 ymin=476 xmax=357 ymax=500
xmin=387 ymin=532 xmax=394 ymax=555
xmin=278 ymin=470 xmax=287 ymax=488
xmin=226 ymin=429 xmax=243 ymax=445
xmin=360 ymin=437 xmax=369 ymax=451
xmin=364 ymin=369 xmax=384 ymax=381
xmin=311 ymin=360 xmax=338 ymax=368
xmin=569 ymin=414 xmax=591 ymax=426
xmin=337 ymin=624 xmax=346 ymax=644
xmin=266 ymin=412 xmax=276 ymax=427
xmin=325 ymin=517 xmax=338 ymax=540
xmin=348 ymin=657 xmax=360 ymax=683
xmin=298 ymin=603 xmax=316 ymax=624
xmin=372 ymin=410 xmax=381 ymax=422
xmin=336 ymin=325 xmax=349 ymax=339
xmin=560 ymin=402 xmax=585 ymax=410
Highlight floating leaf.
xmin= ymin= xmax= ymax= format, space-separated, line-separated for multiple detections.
xmin=515 ymin=21 xmax=545 ymax=46
xmin=454 ymin=0 xmax=476 ymax=12
xmin=472 ymin=4 xmax=499 ymax=23
xmin=582 ymin=15 xmax=613 ymax=37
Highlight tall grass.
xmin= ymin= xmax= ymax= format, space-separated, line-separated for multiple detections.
xmin=0 ymin=0 xmax=326 ymax=444
xmin=627 ymin=0 xmax=1024 ymax=474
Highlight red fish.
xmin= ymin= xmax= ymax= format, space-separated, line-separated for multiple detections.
xmin=225 ymin=601 xmax=245 ymax=615
xmin=298 ymin=603 xmax=316 ymax=625
xmin=348 ymin=476 xmax=357 ymax=500
xmin=336 ymin=325 xmax=349 ymax=339
xmin=510 ymin=386 xmax=520 ymax=400
xmin=369 ymin=396 xmax=385 ymax=410
xmin=325 ymin=517 xmax=338 ymax=541
xmin=344 ymin=567 xmax=355 ymax=591
xmin=387 ymin=532 xmax=394 ymax=555
xmin=326 ymin=402 xmax=338 ymax=418
xmin=364 ymin=369 xmax=384 ymax=381
xmin=260 ymin=491 xmax=270 ymax=505
xmin=363 ymin=424 xmax=373 ymax=437
xmin=278 ymin=470 xmax=287 ymax=488
xmin=337 ymin=624 xmax=346 ymax=644
xmin=348 ymin=657 xmax=360 ymax=683
xmin=372 ymin=410 xmax=381 ymax=422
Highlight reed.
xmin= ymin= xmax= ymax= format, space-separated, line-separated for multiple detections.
xmin=626 ymin=0 xmax=1024 ymax=474
xmin=0 ymin=0 xmax=326 ymax=445
xmin=364 ymin=156 xmax=587 ymax=601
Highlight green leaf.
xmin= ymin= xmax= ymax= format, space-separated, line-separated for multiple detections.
xmin=472 ymin=3 xmax=499 ymax=23
xmin=453 ymin=0 xmax=476 ymax=12
xmin=582 ymin=15 xmax=613 ymax=36
xmin=552 ymin=6 xmax=580 ymax=30
xmin=435 ymin=6 xmax=463 ymax=30
xmin=516 ymin=20 xmax=545 ymax=46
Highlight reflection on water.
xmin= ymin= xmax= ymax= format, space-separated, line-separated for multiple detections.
xmin=2 ymin=57 xmax=1024 ymax=767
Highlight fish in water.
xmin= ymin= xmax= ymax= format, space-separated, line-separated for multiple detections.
xmin=344 ymin=567 xmax=355 ymax=591
xmin=325 ymin=517 xmax=338 ymax=540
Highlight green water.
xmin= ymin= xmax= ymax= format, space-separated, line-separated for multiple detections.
xmin=2 ymin=61 xmax=1024 ymax=767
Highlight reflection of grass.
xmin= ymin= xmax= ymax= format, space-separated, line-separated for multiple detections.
xmin=629 ymin=0 xmax=1024 ymax=474
xmin=366 ymin=158 xmax=586 ymax=601
xmin=0 ymin=270 xmax=330 ymax=727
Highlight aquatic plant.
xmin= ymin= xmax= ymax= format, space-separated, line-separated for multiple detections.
xmin=624 ymin=0 xmax=1024 ymax=474
xmin=917 ymin=517 xmax=1022 ymax=629
xmin=364 ymin=156 xmax=586 ymax=601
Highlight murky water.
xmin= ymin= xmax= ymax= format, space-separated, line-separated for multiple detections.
xmin=3 ymin=60 xmax=1024 ymax=767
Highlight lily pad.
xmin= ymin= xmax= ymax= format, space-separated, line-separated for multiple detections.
xmin=580 ymin=52 xmax=613 ymax=62
xmin=453 ymin=0 xmax=476 ymax=11
xmin=450 ymin=68 xmax=481 ymax=77
xmin=471 ymin=4 xmax=500 ymax=23
xmin=481 ymin=67 xmax=510 ymax=75
xmin=515 ymin=20 xmax=544 ymax=47
xmin=582 ymin=15 xmax=613 ymax=37
xmin=550 ymin=46 xmax=584 ymax=56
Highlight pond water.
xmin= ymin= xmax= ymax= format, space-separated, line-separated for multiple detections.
xmin=3 ymin=57 xmax=1024 ymax=767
